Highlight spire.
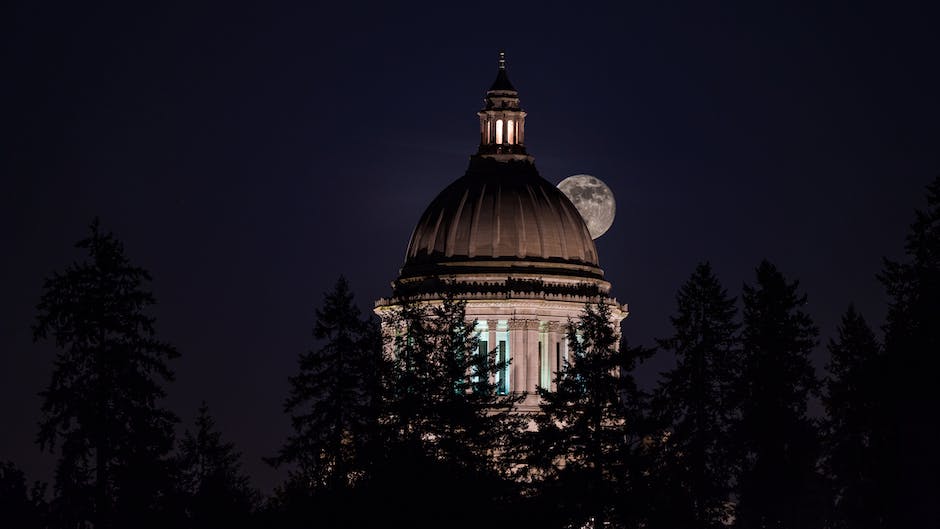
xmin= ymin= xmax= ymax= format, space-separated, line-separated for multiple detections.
xmin=476 ymin=51 xmax=530 ymax=162
xmin=489 ymin=50 xmax=516 ymax=92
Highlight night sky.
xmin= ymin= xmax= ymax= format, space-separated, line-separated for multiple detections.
xmin=4 ymin=1 xmax=939 ymax=494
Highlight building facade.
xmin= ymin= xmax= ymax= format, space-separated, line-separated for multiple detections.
xmin=375 ymin=53 xmax=627 ymax=412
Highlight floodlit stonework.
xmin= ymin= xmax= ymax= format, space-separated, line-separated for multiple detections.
xmin=376 ymin=52 xmax=626 ymax=413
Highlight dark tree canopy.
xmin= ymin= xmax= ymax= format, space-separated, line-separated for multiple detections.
xmin=178 ymin=402 xmax=258 ymax=529
xmin=650 ymin=262 xmax=738 ymax=529
xmin=22 ymin=179 xmax=940 ymax=528
xmin=732 ymin=260 xmax=826 ymax=529
xmin=269 ymin=276 xmax=382 ymax=492
xmin=378 ymin=296 xmax=525 ymax=475
xmin=33 ymin=219 xmax=179 ymax=529
xmin=0 ymin=461 xmax=47 ymax=529
xmin=528 ymin=301 xmax=651 ymax=529
xmin=822 ymin=305 xmax=886 ymax=529
xmin=353 ymin=297 xmax=525 ymax=529
xmin=877 ymin=175 xmax=940 ymax=529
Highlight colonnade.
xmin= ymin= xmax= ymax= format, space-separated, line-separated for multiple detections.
xmin=477 ymin=319 xmax=568 ymax=401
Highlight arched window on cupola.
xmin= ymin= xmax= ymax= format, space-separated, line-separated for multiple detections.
xmin=507 ymin=120 xmax=514 ymax=144
xmin=495 ymin=119 xmax=503 ymax=144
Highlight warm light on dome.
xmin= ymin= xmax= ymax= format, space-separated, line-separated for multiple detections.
xmin=376 ymin=52 xmax=627 ymax=415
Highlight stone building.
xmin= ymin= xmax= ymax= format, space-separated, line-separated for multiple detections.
xmin=375 ymin=53 xmax=627 ymax=412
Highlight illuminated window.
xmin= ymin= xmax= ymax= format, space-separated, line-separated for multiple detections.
xmin=507 ymin=120 xmax=514 ymax=144
xmin=470 ymin=338 xmax=490 ymax=383
xmin=497 ymin=341 xmax=508 ymax=394
xmin=496 ymin=321 xmax=510 ymax=395
xmin=495 ymin=119 xmax=503 ymax=144
xmin=474 ymin=322 xmax=488 ymax=385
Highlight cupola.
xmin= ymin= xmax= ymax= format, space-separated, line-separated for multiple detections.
xmin=477 ymin=51 xmax=530 ymax=162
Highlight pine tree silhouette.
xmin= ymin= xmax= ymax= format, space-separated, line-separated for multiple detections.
xmin=822 ymin=305 xmax=886 ymax=529
xmin=33 ymin=219 xmax=179 ymax=529
xmin=0 ymin=461 xmax=47 ymax=529
xmin=527 ymin=301 xmax=651 ymax=529
xmin=877 ymin=175 xmax=940 ymax=529
xmin=650 ymin=262 xmax=738 ymax=529
xmin=367 ymin=296 xmax=524 ymax=529
xmin=178 ymin=402 xmax=258 ymax=528
xmin=731 ymin=260 xmax=826 ymax=529
xmin=269 ymin=277 xmax=382 ymax=494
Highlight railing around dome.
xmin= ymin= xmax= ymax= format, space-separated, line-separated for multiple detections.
xmin=391 ymin=277 xmax=604 ymax=299
xmin=375 ymin=279 xmax=629 ymax=313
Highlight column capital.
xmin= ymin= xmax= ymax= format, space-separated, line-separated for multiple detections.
xmin=508 ymin=319 xmax=528 ymax=331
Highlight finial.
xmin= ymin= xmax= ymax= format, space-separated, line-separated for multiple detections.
xmin=498 ymin=50 xmax=506 ymax=71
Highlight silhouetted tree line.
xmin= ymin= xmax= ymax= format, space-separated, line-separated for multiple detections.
xmin=3 ymin=176 xmax=938 ymax=528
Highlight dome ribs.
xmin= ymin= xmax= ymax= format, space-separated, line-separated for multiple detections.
xmin=557 ymin=190 xmax=590 ymax=261
xmin=466 ymin=184 xmax=494 ymax=257
xmin=387 ymin=59 xmax=618 ymax=308
xmin=515 ymin=190 xmax=527 ymax=258
xmin=428 ymin=208 xmax=446 ymax=256
xmin=445 ymin=187 xmax=471 ymax=258
xmin=493 ymin=184 xmax=502 ymax=255
xmin=524 ymin=183 xmax=549 ymax=259
xmin=467 ymin=183 xmax=487 ymax=258
xmin=400 ymin=160 xmax=601 ymax=276
xmin=539 ymin=184 xmax=571 ymax=260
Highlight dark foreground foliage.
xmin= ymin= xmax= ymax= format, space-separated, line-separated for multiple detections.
xmin=10 ymin=176 xmax=938 ymax=528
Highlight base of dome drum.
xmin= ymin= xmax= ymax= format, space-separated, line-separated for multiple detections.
xmin=375 ymin=291 xmax=627 ymax=405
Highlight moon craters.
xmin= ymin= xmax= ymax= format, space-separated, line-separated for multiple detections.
xmin=557 ymin=174 xmax=616 ymax=240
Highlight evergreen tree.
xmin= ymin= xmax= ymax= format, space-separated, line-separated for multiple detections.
xmin=378 ymin=296 xmax=525 ymax=468
xmin=269 ymin=276 xmax=382 ymax=493
xmin=732 ymin=260 xmax=825 ymax=529
xmin=650 ymin=262 xmax=738 ymax=529
xmin=0 ymin=461 xmax=47 ymax=529
xmin=822 ymin=305 xmax=885 ymax=529
xmin=877 ymin=175 xmax=940 ymax=529
xmin=528 ymin=301 xmax=651 ymax=529
xmin=369 ymin=297 xmax=525 ymax=529
xmin=33 ymin=219 xmax=179 ymax=529
xmin=178 ymin=402 xmax=258 ymax=529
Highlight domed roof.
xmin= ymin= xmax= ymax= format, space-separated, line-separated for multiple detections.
xmin=400 ymin=158 xmax=600 ymax=280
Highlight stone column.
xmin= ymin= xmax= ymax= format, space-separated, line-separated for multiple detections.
xmin=487 ymin=323 xmax=496 ymax=386
xmin=547 ymin=321 xmax=561 ymax=391
xmin=508 ymin=319 xmax=525 ymax=395
xmin=525 ymin=320 xmax=540 ymax=404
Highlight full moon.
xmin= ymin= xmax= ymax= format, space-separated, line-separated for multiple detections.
xmin=557 ymin=174 xmax=616 ymax=239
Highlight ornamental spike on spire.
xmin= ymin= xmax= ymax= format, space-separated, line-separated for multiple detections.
xmin=476 ymin=51 xmax=531 ymax=162
xmin=489 ymin=50 xmax=516 ymax=92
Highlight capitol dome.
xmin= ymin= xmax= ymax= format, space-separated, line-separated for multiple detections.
xmin=401 ymin=157 xmax=601 ymax=281
xmin=377 ymin=52 xmax=626 ymax=412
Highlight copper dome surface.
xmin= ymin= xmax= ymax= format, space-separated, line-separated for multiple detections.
xmin=400 ymin=158 xmax=599 ymax=278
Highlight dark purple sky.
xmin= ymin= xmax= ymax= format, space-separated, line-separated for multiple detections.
xmin=4 ymin=1 xmax=939 ymax=493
